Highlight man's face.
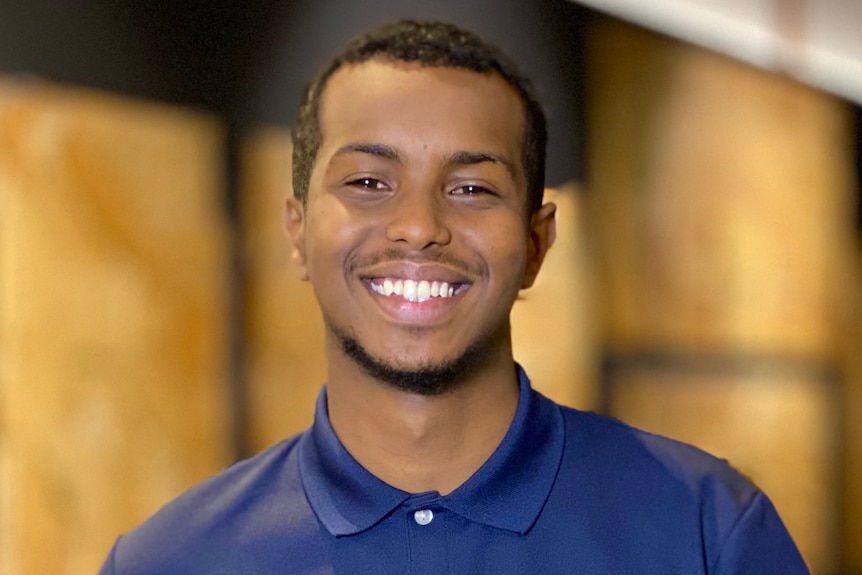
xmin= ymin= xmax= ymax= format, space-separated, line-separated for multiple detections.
xmin=288 ymin=59 xmax=555 ymax=392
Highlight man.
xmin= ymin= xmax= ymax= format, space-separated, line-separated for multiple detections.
xmin=100 ymin=19 xmax=808 ymax=574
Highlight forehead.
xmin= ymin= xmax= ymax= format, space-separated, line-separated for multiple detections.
xmin=316 ymin=60 xmax=526 ymax=172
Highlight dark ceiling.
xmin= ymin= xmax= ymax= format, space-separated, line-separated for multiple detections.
xmin=0 ymin=2 xmax=279 ymax=114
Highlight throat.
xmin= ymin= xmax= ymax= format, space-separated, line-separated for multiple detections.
xmin=326 ymin=362 xmax=520 ymax=495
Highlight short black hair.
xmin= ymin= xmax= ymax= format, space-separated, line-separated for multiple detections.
xmin=291 ymin=19 xmax=547 ymax=213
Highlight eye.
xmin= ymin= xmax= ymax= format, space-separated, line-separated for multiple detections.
xmin=347 ymin=177 xmax=388 ymax=190
xmin=451 ymin=184 xmax=495 ymax=196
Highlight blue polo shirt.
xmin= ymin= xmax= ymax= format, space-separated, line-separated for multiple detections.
xmin=101 ymin=367 xmax=808 ymax=574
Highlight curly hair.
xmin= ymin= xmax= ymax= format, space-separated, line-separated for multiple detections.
xmin=291 ymin=19 xmax=547 ymax=214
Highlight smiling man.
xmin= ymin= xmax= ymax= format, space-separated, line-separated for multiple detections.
xmin=100 ymin=19 xmax=809 ymax=574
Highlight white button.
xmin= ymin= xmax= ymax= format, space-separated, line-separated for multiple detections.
xmin=414 ymin=509 xmax=434 ymax=525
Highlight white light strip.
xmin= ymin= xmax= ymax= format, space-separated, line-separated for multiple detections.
xmin=574 ymin=0 xmax=862 ymax=104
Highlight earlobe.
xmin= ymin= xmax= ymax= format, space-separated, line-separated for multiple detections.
xmin=284 ymin=197 xmax=309 ymax=280
xmin=521 ymin=201 xmax=557 ymax=289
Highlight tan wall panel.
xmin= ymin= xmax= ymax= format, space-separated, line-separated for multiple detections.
xmin=511 ymin=185 xmax=598 ymax=409
xmin=242 ymin=129 xmax=326 ymax=451
xmin=586 ymin=19 xmax=856 ymax=359
xmin=0 ymin=80 xmax=231 ymax=575
xmin=585 ymin=17 xmax=857 ymax=574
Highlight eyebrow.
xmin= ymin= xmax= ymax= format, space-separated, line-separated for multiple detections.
xmin=329 ymin=143 xmax=518 ymax=180
xmin=331 ymin=142 xmax=401 ymax=162
xmin=446 ymin=150 xmax=518 ymax=181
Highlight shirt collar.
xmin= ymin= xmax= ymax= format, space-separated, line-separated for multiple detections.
xmin=299 ymin=365 xmax=565 ymax=536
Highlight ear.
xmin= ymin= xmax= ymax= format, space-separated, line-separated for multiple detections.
xmin=521 ymin=201 xmax=557 ymax=289
xmin=284 ymin=196 xmax=309 ymax=280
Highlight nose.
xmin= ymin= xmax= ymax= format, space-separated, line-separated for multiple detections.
xmin=385 ymin=188 xmax=452 ymax=250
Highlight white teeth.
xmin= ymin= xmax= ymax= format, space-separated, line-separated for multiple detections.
xmin=417 ymin=280 xmax=431 ymax=301
xmin=403 ymin=280 xmax=417 ymax=300
xmin=370 ymin=279 xmax=460 ymax=302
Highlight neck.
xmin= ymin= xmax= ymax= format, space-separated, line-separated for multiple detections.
xmin=325 ymin=350 xmax=520 ymax=495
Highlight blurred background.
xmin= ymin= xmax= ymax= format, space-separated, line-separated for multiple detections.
xmin=0 ymin=1 xmax=860 ymax=573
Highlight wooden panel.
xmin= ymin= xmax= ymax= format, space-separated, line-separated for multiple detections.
xmin=586 ymin=18 xmax=856 ymax=359
xmin=585 ymin=16 xmax=857 ymax=574
xmin=511 ymin=184 xmax=598 ymax=409
xmin=241 ymin=129 xmax=326 ymax=451
xmin=0 ymin=80 xmax=230 ymax=575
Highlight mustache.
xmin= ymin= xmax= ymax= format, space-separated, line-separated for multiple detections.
xmin=346 ymin=249 xmax=486 ymax=278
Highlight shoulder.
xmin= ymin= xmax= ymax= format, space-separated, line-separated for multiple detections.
xmin=548 ymin=405 xmax=807 ymax=573
xmin=552 ymin=406 xmax=756 ymax=539
xmin=103 ymin=433 xmax=314 ymax=574
xmin=557 ymin=405 xmax=755 ymax=504
xmin=536 ymin=407 xmax=807 ymax=575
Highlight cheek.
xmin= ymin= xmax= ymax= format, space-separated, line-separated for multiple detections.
xmin=462 ymin=214 xmax=530 ymax=277
xmin=303 ymin=201 xmax=354 ymax=273
xmin=303 ymin=199 xmax=384 ymax=291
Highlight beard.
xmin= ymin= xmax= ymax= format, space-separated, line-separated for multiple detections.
xmin=330 ymin=323 xmax=493 ymax=396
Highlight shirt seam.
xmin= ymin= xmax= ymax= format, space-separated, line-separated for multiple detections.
xmin=707 ymin=490 xmax=765 ymax=574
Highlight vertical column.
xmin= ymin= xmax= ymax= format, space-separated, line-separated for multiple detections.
xmin=585 ymin=17 xmax=856 ymax=574
xmin=0 ymin=80 xmax=231 ymax=575
xmin=511 ymin=184 xmax=598 ymax=410
xmin=0 ymin=83 xmax=12 ymax=575
xmin=240 ymin=128 xmax=326 ymax=452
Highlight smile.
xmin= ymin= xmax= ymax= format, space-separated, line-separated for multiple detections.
xmin=368 ymin=278 xmax=467 ymax=302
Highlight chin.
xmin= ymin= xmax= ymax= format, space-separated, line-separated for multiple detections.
xmin=333 ymin=326 xmax=492 ymax=396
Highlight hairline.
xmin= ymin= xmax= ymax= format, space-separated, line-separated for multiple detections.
xmin=292 ymin=21 xmax=547 ymax=214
